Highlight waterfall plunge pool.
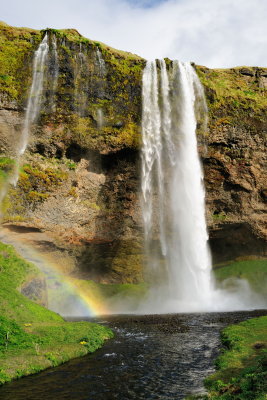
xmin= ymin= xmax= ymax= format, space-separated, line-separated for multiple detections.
xmin=0 ymin=310 xmax=266 ymax=400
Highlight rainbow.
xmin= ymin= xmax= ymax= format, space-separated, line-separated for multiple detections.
xmin=0 ymin=228 xmax=108 ymax=317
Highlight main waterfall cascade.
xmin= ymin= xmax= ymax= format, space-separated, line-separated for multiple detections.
xmin=141 ymin=60 xmax=212 ymax=310
xmin=141 ymin=60 xmax=265 ymax=313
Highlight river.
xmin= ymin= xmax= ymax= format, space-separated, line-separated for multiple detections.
xmin=0 ymin=310 xmax=266 ymax=400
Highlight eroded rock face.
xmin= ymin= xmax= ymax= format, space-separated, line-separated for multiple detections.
xmin=0 ymin=24 xmax=266 ymax=283
xmin=203 ymin=122 xmax=266 ymax=261
xmin=197 ymin=66 xmax=267 ymax=262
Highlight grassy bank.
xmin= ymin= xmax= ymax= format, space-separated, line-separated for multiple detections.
xmin=0 ymin=241 xmax=113 ymax=385
xmin=202 ymin=316 xmax=267 ymax=400
xmin=187 ymin=316 xmax=267 ymax=400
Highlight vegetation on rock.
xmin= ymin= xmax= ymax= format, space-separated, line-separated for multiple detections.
xmin=0 ymin=241 xmax=113 ymax=384
xmin=196 ymin=66 xmax=267 ymax=130
xmin=0 ymin=22 xmax=41 ymax=104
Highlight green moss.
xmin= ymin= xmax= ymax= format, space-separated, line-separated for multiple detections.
xmin=0 ymin=23 xmax=144 ymax=152
xmin=0 ymin=23 xmax=41 ymax=102
xmin=212 ymin=213 xmax=227 ymax=222
xmin=204 ymin=316 xmax=267 ymax=399
xmin=195 ymin=66 xmax=267 ymax=131
xmin=67 ymin=113 xmax=141 ymax=151
xmin=5 ymin=162 xmax=67 ymax=215
xmin=0 ymin=157 xmax=15 ymax=173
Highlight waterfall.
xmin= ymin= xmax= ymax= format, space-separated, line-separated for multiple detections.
xmin=19 ymin=34 xmax=49 ymax=157
xmin=141 ymin=60 xmax=213 ymax=311
xmin=49 ymin=34 xmax=59 ymax=111
xmin=1 ymin=34 xmax=50 ymax=192
xmin=140 ymin=60 xmax=266 ymax=313
xmin=74 ymin=44 xmax=88 ymax=116
xmin=96 ymin=48 xmax=106 ymax=78
xmin=95 ymin=48 xmax=106 ymax=127
xmin=97 ymin=108 xmax=104 ymax=129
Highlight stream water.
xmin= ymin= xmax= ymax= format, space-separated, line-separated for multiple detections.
xmin=0 ymin=310 xmax=266 ymax=400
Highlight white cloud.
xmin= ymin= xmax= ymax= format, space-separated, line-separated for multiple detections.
xmin=1 ymin=0 xmax=267 ymax=67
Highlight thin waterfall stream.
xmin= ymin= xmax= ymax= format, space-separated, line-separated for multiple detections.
xmin=0 ymin=34 xmax=50 ymax=213
xmin=19 ymin=34 xmax=49 ymax=158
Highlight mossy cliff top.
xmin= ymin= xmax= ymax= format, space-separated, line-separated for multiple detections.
xmin=1 ymin=22 xmax=266 ymax=154
xmin=0 ymin=21 xmax=144 ymax=103
xmin=196 ymin=65 xmax=267 ymax=132
xmin=0 ymin=22 xmax=145 ymax=153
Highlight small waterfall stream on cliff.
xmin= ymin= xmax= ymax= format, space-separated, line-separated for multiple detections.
xmin=1 ymin=35 xmax=50 ymax=210
xmin=95 ymin=48 xmax=106 ymax=128
xmin=0 ymin=34 xmax=96 ymax=317
xmin=12 ymin=33 xmax=59 ymax=185
xmin=49 ymin=34 xmax=59 ymax=111
xmin=19 ymin=34 xmax=49 ymax=158
xmin=96 ymin=48 xmax=106 ymax=77
xmin=140 ymin=60 xmax=265 ymax=313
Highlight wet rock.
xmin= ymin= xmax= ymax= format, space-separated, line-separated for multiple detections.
xmin=21 ymin=277 xmax=48 ymax=307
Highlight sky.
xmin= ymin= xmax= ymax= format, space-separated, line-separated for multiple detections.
xmin=1 ymin=0 xmax=267 ymax=68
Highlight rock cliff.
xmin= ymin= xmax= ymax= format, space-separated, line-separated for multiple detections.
xmin=0 ymin=22 xmax=266 ymax=283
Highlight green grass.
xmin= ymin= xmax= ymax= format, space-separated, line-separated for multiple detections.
xmin=203 ymin=316 xmax=267 ymax=399
xmin=0 ymin=241 xmax=113 ymax=384
xmin=214 ymin=259 xmax=267 ymax=296
xmin=0 ymin=316 xmax=33 ymax=350
xmin=0 ymin=241 xmax=61 ymax=323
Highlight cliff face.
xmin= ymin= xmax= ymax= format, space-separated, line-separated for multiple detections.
xmin=0 ymin=23 xmax=266 ymax=283
xmin=197 ymin=66 xmax=267 ymax=262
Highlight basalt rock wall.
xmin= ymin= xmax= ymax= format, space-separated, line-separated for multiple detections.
xmin=0 ymin=22 xmax=266 ymax=282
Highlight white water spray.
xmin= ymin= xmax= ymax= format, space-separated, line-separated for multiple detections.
xmin=140 ymin=60 xmax=266 ymax=313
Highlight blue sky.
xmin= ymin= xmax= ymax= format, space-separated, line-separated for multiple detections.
xmin=1 ymin=0 xmax=267 ymax=68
